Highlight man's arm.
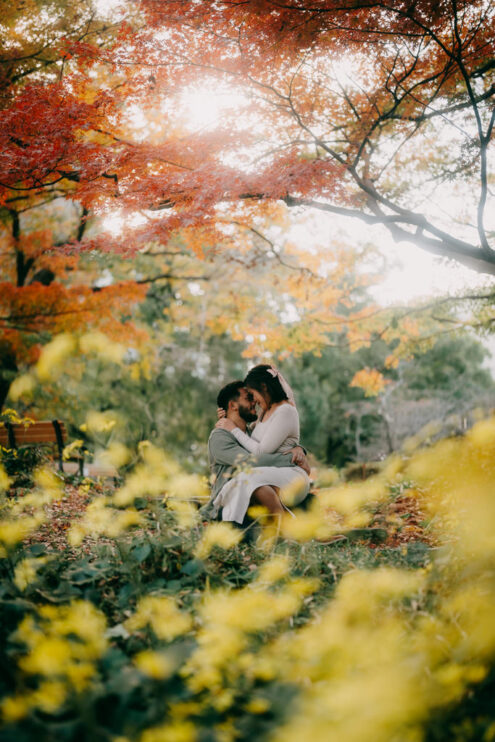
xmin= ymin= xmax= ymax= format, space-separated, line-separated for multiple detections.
xmin=209 ymin=430 xmax=296 ymax=469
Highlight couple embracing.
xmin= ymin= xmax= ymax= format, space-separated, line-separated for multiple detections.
xmin=203 ymin=364 xmax=311 ymax=525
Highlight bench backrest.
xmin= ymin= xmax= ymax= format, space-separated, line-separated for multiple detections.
xmin=0 ymin=420 xmax=67 ymax=448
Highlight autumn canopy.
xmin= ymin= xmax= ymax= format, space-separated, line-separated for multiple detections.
xmin=1 ymin=0 xmax=494 ymax=400
xmin=2 ymin=7 xmax=495 ymax=739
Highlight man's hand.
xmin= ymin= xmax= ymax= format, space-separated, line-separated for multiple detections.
xmin=290 ymin=446 xmax=310 ymax=475
xmin=215 ymin=418 xmax=237 ymax=431
xmin=290 ymin=446 xmax=305 ymax=465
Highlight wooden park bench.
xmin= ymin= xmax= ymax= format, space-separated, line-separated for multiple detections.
xmin=0 ymin=420 xmax=118 ymax=480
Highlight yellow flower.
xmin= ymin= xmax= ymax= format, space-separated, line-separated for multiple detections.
xmin=245 ymin=697 xmax=270 ymax=714
xmin=169 ymin=701 xmax=204 ymax=719
xmin=51 ymin=601 xmax=108 ymax=658
xmin=336 ymin=568 xmax=423 ymax=608
xmin=65 ymin=662 xmax=96 ymax=692
xmin=79 ymin=331 xmax=125 ymax=364
xmin=140 ymin=721 xmax=196 ymax=742
xmin=256 ymin=554 xmax=291 ymax=584
xmin=68 ymin=502 xmax=142 ymax=542
xmin=343 ymin=511 xmax=371 ymax=529
xmin=201 ymin=588 xmax=300 ymax=634
xmin=113 ymin=469 xmax=165 ymax=505
xmin=34 ymin=467 xmax=64 ymax=500
xmin=14 ymin=557 xmax=48 ymax=591
xmin=316 ymin=468 xmax=340 ymax=487
xmin=467 ymin=417 xmax=495 ymax=450
xmin=84 ymin=410 xmax=120 ymax=434
xmin=134 ymin=650 xmax=175 ymax=679
xmin=319 ymin=478 xmax=387 ymax=515
xmin=166 ymin=473 xmax=208 ymax=501
xmin=97 ymin=441 xmax=131 ymax=469
xmin=167 ymin=499 xmax=199 ymax=529
xmin=247 ymin=505 xmax=270 ymax=519
xmin=8 ymin=373 xmax=36 ymax=401
xmin=16 ymin=615 xmax=42 ymax=647
xmin=63 ymin=439 xmax=84 ymax=461
xmin=36 ymin=334 xmax=76 ymax=381
xmin=0 ymin=514 xmax=46 ymax=547
xmin=281 ymin=510 xmax=328 ymax=541
xmin=18 ymin=602 xmax=108 ymax=676
xmin=125 ymin=596 xmax=192 ymax=641
xmin=31 ymin=680 xmax=67 ymax=713
xmin=215 ymin=720 xmax=237 ymax=742
xmin=212 ymin=689 xmax=234 ymax=712
xmin=0 ymin=463 xmax=12 ymax=492
xmin=67 ymin=525 xmax=85 ymax=547
xmin=285 ymin=577 xmax=320 ymax=598
xmin=194 ymin=523 xmax=242 ymax=560
xmin=19 ymin=637 xmax=73 ymax=675
xmin=1 ymin=694 xmax=30 ymax=723
xmin=106 ymin=509 xmax=143 ymax=537
xmin=139 ymin=443 xmax=181 ymax=476
xmin=1 ymin=408 xmax=24 ymax=423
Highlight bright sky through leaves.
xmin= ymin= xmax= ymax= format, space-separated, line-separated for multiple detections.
xmin=99 ymin=51 xmax=495 ymax=305
xmin=3 ymin=0 xmax=495 ymax=391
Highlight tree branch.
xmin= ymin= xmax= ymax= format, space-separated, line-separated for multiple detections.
xmin=282 ymin=195 xmax=495 ymax=274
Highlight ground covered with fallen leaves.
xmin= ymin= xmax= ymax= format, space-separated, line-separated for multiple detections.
xmin=2 ymin=420 xmax=494 ymax=742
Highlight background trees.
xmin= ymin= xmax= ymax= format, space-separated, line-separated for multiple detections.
xmin=0 ymin=0 xmax=147 ymax=406
xmin=286 ymin=333 xmax=494 ymax=466
xmin=1 ymin=0 xmax=494 ymax=462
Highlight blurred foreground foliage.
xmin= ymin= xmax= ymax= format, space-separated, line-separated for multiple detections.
xmin=0 ymin=396 xmax=494 ymax=741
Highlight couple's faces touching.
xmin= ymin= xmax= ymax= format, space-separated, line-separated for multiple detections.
xmin=237 ymin=387 xmax=258 ymax=423
xmin=246 ymin=386 xmax=266 ymax=410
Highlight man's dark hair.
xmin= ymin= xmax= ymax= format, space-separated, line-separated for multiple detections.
xmin=217 ymin=380 xmax=244 ymax=412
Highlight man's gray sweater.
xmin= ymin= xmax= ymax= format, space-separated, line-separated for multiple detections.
xmin=202 ymin=428 xmax=296 ymax=520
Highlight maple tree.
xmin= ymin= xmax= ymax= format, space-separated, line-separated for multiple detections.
xmin=2 ymin=0 xmax=494 ymax=408
xmin=67 ymin=0 xmax=494 ymax=273
xmin=0 ymin=1 xmax=137 ymax=405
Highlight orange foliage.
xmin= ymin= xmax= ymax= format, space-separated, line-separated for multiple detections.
xmin=1 ymin=0 xmax=493 ymax=400
xmin=350 ymin=368 xmax=390 ymax=398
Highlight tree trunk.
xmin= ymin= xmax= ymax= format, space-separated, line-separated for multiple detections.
xmin=0 ymin=341 xmax=18 ymax=411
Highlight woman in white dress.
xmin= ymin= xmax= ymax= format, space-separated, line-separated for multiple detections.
xmin=213 ymin=364 xmax=310 ymax=524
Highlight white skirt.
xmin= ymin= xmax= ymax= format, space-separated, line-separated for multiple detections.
xmin=213 ymin=466 xmax=310 ymax=524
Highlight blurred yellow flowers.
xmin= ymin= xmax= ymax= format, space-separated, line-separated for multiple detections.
xmin=125 ymin=596 xmax=192 ymax=641
xmin=194 ymin=522 xmax=242 ymax=560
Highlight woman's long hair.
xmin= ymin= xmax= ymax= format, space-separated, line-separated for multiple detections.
xmin=243 ymin=365 xmax=288 ymax=404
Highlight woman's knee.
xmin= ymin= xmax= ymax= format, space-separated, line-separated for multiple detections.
xmin=252 ymin=485 xmax=284 ymax=513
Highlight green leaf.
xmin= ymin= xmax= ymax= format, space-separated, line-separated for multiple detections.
xmin=105 ymin=623 xmax=130 ymax=640
xmin=131 ymin=542 xmax=152 ymax=563
xmin=182 ymin=559 xmax=204 ymax=577
xmin=66 ymin=566 xmax=100 ymax=584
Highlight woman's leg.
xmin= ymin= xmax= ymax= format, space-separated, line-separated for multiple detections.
xmin=252 ymin=485 xmax=284 ymax=514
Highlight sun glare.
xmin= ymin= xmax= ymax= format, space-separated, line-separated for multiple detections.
xmin=179 ymin=87 xmax=248 ymax=131
xmin=93 ymin=0 xmax=124 ymax=19
xmin=101 ymin=211 xmax=148 ymax=237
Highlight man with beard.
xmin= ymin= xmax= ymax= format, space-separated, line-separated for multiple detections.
xmin=203 ymin=381 xmax=309 ymax=523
